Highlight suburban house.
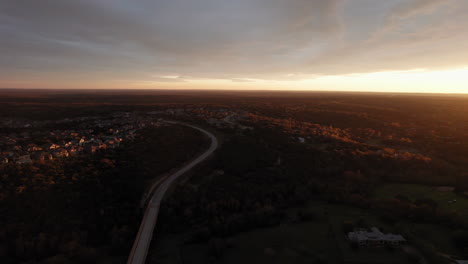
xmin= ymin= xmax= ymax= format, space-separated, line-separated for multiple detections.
xmin=16 ymin=154 xmax=33 ymax=165
xmin=348 ymin=227 xmax=406 ymax=247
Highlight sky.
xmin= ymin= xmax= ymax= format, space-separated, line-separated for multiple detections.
xmin=1 ymin=0 xmax=468 ymax=93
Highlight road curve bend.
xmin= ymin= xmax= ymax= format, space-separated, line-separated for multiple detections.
xmin=127 ymin=122 xmax=218 ymax=264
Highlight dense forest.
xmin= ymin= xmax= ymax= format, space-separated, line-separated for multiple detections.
xmin=1 ymin=90 xmax=467 ymax=263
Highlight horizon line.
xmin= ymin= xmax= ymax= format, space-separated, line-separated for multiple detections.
xmin=1 ymin=87 xmax=468 ymax=96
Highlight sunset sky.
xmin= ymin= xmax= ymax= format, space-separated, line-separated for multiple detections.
xmin=1 ymin=0 xmax=468 ymax=93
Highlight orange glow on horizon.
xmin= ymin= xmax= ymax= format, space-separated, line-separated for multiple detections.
xmin=2 ymin=67 xmax=468 ymax=94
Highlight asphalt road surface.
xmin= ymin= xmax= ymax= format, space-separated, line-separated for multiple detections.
xmin=127 ymin=122 xmax=218 ymax=264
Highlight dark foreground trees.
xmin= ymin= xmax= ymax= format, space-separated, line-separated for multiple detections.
xmin=0 ymin=125 xmax=207 ymax=263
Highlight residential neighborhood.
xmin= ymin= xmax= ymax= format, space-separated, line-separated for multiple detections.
xmin=0 ymin=113 xmax=162 ymax=164
xmin=0 ymin=107 xmax=254 ymax=165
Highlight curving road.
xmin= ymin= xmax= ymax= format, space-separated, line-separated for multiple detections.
xmin=127 ymin=122 xmax=218 ymax=264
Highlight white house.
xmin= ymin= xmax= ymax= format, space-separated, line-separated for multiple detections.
xmin=348 ymin=227 xmax=406 ymax=247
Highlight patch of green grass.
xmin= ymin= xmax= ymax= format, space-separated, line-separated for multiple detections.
xmin=373 ymin=184 xmax=466 ymax=257
xmin=219 ymin=222 xmax=333 ymax=264
xmin=374 ymin=183 xmax=468 ymax=215
xmin=410 ymin=223 xmax=458 ymax=256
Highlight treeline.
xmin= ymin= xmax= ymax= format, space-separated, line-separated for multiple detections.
xmin=244 ymin=101 xmax=467 ymax=178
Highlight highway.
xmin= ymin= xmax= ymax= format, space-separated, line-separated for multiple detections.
xmin=127 ymin=122 xmax=218 ymax=264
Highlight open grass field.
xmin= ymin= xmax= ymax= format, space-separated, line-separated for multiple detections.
xmin=176 ymin=202 xmax=337 ymax=264
xmin=211 ymin=221 xmax=334 ymax=264
xmin=374 ymin=183 xmax=468 ymax=216
xmin=152 ymin=220 xmax=336 ymax=264
xmin=410 ymin=223 xmax=459 ymax=256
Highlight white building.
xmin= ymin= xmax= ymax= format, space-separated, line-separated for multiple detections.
xmin=348 ymin=227 xmax=406 ymax=247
